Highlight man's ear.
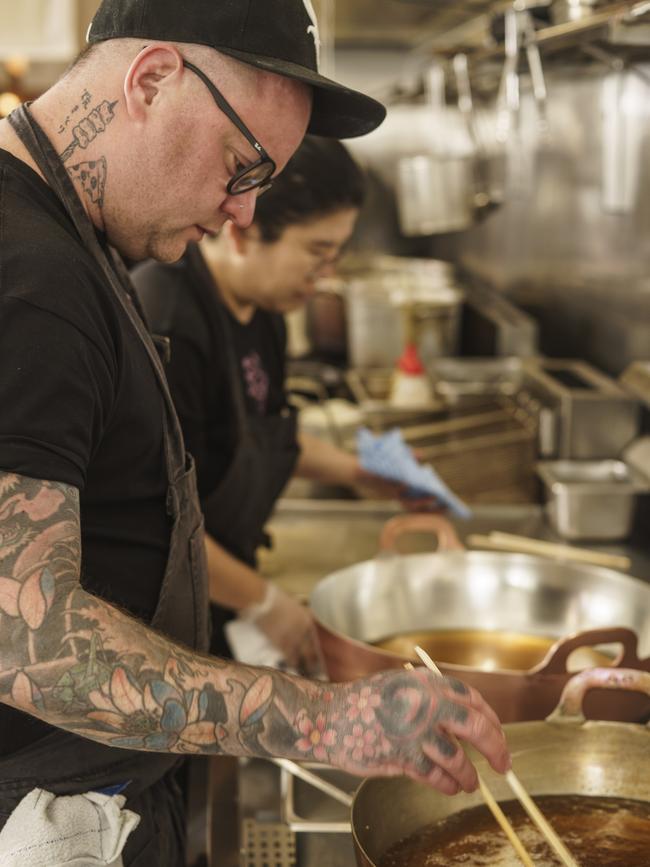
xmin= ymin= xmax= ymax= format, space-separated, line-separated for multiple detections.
xmin=123 ymin=44 xmax=184 ymax=120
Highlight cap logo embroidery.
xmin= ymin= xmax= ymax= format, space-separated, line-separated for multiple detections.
xmin=302 ymin=0 xmax=321 ymax=70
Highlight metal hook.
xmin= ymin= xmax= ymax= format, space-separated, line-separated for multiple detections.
xmin=496 ymin=5 xmax=548 ymax=142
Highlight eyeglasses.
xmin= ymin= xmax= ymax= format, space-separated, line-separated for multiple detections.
xmin=183 ymin=59 xmax=276 ymax=197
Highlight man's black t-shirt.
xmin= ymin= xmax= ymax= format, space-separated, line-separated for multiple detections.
xmin=0 ymin=149 xmax=171 ymax=755
xmin=132 ymin=253 xmax=287 ymax=501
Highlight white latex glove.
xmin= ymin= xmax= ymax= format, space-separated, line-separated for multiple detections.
xmin=239 ymin=583 xmax=323 ymax=675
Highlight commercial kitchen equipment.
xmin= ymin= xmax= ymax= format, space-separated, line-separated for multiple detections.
xmin=347 ymin=361 xmax=539 ymax=504
xmin=522 ymin=357 xmax=640 ymax=458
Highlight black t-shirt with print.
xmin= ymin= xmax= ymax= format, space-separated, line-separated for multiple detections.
xmin=0 ymin=149 xmax=171 ymax=755
xmin=132 ymin=252 xmax=287 ymax=503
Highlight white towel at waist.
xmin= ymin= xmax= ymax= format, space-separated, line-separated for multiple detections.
xmin=0 ymin=787 xmax=140 ymax=867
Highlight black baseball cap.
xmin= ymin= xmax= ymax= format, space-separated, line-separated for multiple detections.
xmin=87 ymin=0 xmax=386 ymax=139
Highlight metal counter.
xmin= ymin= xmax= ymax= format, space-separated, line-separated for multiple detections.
xmin=261 ymin=499 xmax=650 ymax=593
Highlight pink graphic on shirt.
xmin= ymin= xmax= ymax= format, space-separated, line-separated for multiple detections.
xmin=241 ymin=352 xmax=269 ymax=414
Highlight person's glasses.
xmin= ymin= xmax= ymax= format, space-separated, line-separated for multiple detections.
xmin=183 ymin=59 xmax=276 ymax=197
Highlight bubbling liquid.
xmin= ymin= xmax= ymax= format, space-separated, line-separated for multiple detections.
xmin=378 ymin=795 xmax=650 ymax=867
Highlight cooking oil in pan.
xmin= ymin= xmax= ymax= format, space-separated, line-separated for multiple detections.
xmin=373 ymin=629 xmax=613 ymax=672
xmin=378 ymin=795 xmax=650 ymax=867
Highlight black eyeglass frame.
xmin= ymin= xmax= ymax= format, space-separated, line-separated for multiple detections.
xmin=183 ymin=59 xmax=276 ymax=196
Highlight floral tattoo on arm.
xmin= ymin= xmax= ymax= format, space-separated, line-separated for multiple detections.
xmin=0 ymin=473 xmax=465 ymax=778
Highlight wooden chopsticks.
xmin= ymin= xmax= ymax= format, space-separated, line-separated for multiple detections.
xmin=504 ymin=770 xmax=581 ymax=867
xmin=413 ymin=646 xmax=581 ymax=867
xmin=466 ymin=530 xmax=631 ymax=572
xmin=475 ymin=776 xmax=536 ymax=867
xmin=405 ymin=656 xmax=535 ymax=867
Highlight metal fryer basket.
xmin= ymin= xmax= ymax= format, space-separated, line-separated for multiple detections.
xmin=347 ymin=365 xmax=538 ymax=503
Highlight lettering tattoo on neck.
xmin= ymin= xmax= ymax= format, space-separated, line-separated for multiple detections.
xmin=59 ymin=99 xmax=118 ymax=164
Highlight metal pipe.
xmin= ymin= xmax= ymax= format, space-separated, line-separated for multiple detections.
xmin=271 ymin=758 xmax=354 ymax=808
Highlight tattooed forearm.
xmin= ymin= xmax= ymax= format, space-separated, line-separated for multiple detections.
xmin=0 ymin=472 xmax=323 ymax=757
xmin=0 ymin=473 xmax=508 ymax=788
xmin=59 ymin=99 xmax=118 ymax=163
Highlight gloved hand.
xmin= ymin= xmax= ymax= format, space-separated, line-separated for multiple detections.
xmin=353 ymin=465 xmax=444 ymax=512
xmin=239 ymin=583 xmax=323 ymax=676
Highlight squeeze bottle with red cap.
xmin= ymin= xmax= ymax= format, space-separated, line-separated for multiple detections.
xmin=388 ymin=342 xmax=434 ymax=407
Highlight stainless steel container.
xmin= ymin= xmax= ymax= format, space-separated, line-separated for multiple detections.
xmin=395 ymin=65 xmax=476 ymax=237
xmin=344 ymin=262 xmax=463 ymax=370
xmin=537 ymin=458 xmax=650 ymax=541
xmin=396 ymin=154 xmax=474 ymax=236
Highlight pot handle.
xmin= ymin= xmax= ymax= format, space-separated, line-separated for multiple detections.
xmin=533 ymin=627 xmax=645 ymax=675
xmin=547 ymin=667 xmax=650 ymax=726
xmin=378 ymin=513 xmax=465 ymax=554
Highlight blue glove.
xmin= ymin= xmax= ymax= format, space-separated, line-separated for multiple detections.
xmin=357 ymin=427 xmax=472 ymax=519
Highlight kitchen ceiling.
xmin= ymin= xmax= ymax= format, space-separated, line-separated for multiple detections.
xmin=321 ymin=0 xmax=511 ymax=50
xmin=319 ymin=0 xmax=650 ymax=57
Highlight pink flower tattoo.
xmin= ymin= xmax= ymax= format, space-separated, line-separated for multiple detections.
xmin=294 ymin=710 xmax=337 ymax=761
xmin=346 ymin=686 xmax=380 ymax=724
xmin=343 ymin=724 xmax=377 ymax=763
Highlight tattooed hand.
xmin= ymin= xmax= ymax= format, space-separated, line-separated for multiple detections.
xmin=314 ymin=669 xmax=511 ymax=796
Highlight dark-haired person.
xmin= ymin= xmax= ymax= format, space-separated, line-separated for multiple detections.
xmin=0 ymin=1 xmax=509 ymax=863
xmin=134 ymin=137 xmax=407 ymax=671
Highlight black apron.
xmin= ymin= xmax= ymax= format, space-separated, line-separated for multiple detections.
xmin=141 ymin=246 xmax=300 ymax=656
xmin=0 ymin=105 xmax=210 ymax=865
xmin=186 ymin=247 xmax=300 ymax=565
xmin=198 ymin=250 xmax=300 ymax=656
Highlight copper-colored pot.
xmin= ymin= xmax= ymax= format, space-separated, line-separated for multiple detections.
xmin=310 ymin=515 xmax=650 ymax=722
xmin=352 ymin=668 xmax=650 ymax=866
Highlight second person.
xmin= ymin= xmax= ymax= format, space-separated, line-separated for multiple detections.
xmin=134 ymin=137 xmax=405 ymax=671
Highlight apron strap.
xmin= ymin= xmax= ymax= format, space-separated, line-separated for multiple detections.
xmin=7 ymin=103 xmax=186 ymax=481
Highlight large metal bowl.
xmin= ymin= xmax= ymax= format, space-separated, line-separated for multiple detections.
xmin=310 ymin=516 xmax=650 ymax=722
